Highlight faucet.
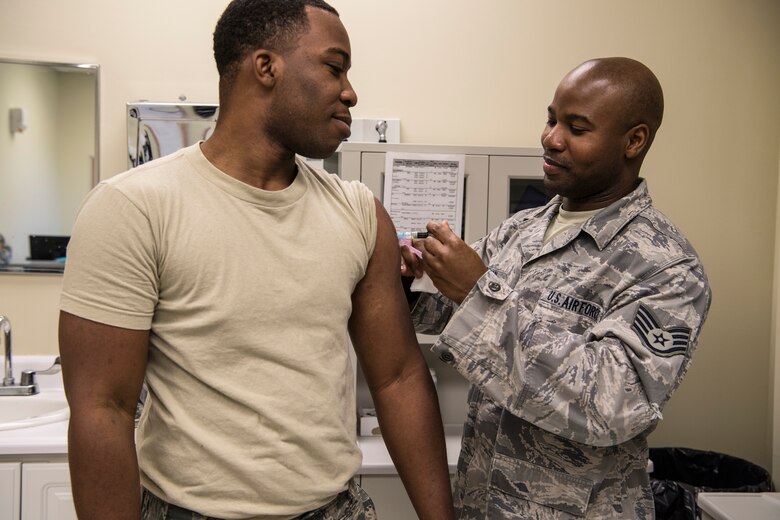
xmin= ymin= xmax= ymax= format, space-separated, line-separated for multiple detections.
xmin=0 ymin=315 xmax=58 ymax=396
xmin=1 ymin=315 xmax=12 ymax=386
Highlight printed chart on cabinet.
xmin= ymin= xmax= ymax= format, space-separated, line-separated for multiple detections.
xmin=383 ymin=152 xmax=465 ymax=237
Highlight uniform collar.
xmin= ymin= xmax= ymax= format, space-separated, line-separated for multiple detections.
xmin=539 ymin=179 xmax=653 ymax=251
xmin=581 ymin=179 xmax=652 ymax=250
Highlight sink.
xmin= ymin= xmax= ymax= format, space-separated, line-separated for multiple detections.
xmin=0 ymin=391 xmax=69 ymax=431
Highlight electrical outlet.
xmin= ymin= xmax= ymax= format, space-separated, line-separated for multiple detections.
xmin=346 ymin=118 xmax=400 ymax=144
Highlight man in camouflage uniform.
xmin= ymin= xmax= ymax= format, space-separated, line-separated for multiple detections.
xmin=402 ymin=57 xmax=711 ymax=518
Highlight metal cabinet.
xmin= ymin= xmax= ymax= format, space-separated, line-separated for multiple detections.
xmin=339 ymin=143 xmax=544 ymax=519
xmin=337 ymin=142 xmax=544 ymax=428
xmin=359 ymin=475 xmax=418 ymax=520
xmin=338 ymin=142 xmax=544 ymax=240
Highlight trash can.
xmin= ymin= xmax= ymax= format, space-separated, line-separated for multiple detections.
xmin=649 ymin=447 xmax=775 ymax=520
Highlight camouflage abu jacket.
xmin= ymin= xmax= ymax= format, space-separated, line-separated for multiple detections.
xmin=412 ymin=180 xmax=711 ymax=519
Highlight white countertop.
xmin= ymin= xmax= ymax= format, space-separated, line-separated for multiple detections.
xmin=0 ymin=415 xmax=69 ymax=455
xmin=1 ymin=357 xmax=462 ymax=472
xmin=0 ymin=417 xmax=462 ymax=473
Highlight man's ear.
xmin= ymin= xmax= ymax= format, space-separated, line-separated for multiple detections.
xmin=251 ymin=50 xmax=279 ymax=88
xmin=626 ymin=123 xmax=650 ymax=159
xmin=625 ymin=124 xmax=650 ymax=160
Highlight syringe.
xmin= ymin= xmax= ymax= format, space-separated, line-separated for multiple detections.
xmin=397 ymin=231 xmax=430 ymax=240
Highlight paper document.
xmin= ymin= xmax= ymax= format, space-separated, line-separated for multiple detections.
xmin=383 ymin=152 xmax=465 ymax=237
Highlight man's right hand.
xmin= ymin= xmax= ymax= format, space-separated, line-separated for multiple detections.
xmin=413 ymin=221 xmax=487 ymax=304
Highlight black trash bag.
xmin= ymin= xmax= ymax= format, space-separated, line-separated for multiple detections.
xmin=649 ymin=447 xmax=775 ymax=520
xmin=651 ymin=477 xmax=698 ymax=520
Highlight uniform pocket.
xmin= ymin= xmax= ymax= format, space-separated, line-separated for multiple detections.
xmin=488 ymin=453 xmax=593 ymax=518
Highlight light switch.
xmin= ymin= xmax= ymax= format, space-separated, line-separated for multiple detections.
xmin=9 ymin=107 xmax=27 ymax=134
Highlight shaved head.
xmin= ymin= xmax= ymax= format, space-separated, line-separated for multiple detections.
xmin=541 ymin=57 xmax=666 ymax=209
xmin=565 ymin=57 xmax=664 ymax=145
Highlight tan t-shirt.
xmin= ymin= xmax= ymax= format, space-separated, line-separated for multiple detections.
xmin=61 ymin=144 xmax=377 ymax=519
xmin=543 ymin=206 xmax=603 ymax=245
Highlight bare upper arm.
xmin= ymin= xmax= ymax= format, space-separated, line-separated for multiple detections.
xmin=349 ymin=199 xmax=423 ymax=392
xmin=59 ymin=311 xmax=149 ymax=417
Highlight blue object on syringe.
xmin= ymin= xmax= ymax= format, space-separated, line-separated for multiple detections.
xmin=397 ymin=231 xmax=430 ymax=240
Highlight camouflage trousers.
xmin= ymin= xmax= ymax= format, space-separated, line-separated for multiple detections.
xmin=141 ymin=479 xmax=377 ymax=520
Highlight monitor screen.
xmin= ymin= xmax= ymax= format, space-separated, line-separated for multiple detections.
xmin=28 ymin=235 xmax=70 ymax=261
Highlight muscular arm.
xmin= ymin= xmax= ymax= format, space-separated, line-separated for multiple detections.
xmin=349 ymin=200 xmax=455 ymax=520
xmin=60 ymin=311 xmax=149 ymax=519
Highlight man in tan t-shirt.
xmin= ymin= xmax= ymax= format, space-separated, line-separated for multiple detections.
xmin=59 ymin=1 xmax=455 ymax=519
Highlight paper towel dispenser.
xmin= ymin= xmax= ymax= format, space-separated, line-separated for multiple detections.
xmin=127 ymin=102 xmax=219 ymax=168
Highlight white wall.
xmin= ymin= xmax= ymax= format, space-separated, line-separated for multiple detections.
xmin=774 ymin=137 xmax=780 ymax=478
xmin=55 ymin=72 xmax=96 ymax=234
xmin=0 ymin=0 xmax=779 ymax=475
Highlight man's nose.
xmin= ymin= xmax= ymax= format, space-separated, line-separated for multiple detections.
xmin=341 ymin=78 xmax=357 ymax=107
xmin=541 ymin=125 xmax=563 ymax=150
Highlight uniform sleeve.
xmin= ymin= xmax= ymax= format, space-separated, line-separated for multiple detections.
xmin=432 ymin=244 xmax=711 ymax=447
xmin=410 ymin=291 xmax=457 ymax=335
xmin=60 ymin=183 xmax=159 ymax=330
xmin=410 ymin=235 xmax=495 ymax=335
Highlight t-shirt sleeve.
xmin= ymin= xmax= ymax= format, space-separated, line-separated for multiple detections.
xmin=60 ymin=183 xmax=159 ymax=330
xmin=340 ymin=179 xmax=377 ymax=259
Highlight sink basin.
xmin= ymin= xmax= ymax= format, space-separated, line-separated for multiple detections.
xmin=0 ymin=391 xmax=69 ymax=431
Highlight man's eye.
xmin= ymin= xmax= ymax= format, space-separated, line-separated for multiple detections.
xmin=327 ymin=64 xmax=343 ymax=76
xmin=546 ymin=118 xmax=556 ymax=127
xmin=571 ymin=126 xmax=586 ymax=135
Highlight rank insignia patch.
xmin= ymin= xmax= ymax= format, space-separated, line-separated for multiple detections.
xmin=631 ymin=304 xmax=690 ymax=357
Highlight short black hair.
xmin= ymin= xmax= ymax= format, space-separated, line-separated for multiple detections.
xmin=213 ymin=0 xmax=339 ymax=84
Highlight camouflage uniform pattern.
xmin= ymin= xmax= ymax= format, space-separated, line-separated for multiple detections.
xmin=412 ymin=180 xmax=711 ymax=519
xmin=141 ymin=479 xmax=377 ymax=520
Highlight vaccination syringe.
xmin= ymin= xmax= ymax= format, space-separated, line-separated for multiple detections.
xmin=397 ymin=231 xmax=430 ymax=240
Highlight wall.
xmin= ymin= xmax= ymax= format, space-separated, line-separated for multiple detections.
xmin=55 ymin=72 xmax=96 ymax=235
xmin=0 ymin=0 xmax=778 ymax=474
xmin=773 ymin=139 xmax=780 ymax=479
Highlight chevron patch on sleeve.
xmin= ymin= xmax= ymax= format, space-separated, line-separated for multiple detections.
xmin=631 ymin=304 xmax=691 ymax=357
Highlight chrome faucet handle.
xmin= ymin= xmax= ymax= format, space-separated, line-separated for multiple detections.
xmin=36 ymin=356 xmax=61 ymax=375
xmin=18 ymin=356 xmax=59 ymax=390
xmin=20 ymin=370 xmax=36 ymax=387
xmin=17 ymin=370 xmax=40 ymax=395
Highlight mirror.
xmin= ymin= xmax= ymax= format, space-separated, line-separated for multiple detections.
xmin=0 ymin=58 xmax=99 ymax=274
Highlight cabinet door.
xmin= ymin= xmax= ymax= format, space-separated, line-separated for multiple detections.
xmin=488 ymin=155 xmax=545 ymax=231
xmin=360 ymin=475 xmax=417 ymax=520
xmin=0 ymin=463 xmax=21 ymax=520
xmin=360 ymin=473 xmax=458 ymax=520
xmin=21 ymin=463 xmax=76 ymax=520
